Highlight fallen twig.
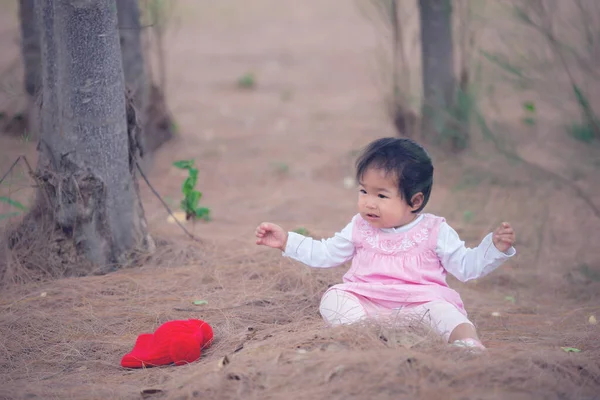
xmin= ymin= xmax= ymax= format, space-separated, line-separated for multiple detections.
xmin=0 ymin=156 xmax=22 ymax=186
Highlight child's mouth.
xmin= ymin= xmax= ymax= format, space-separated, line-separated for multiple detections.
xmin=366 ymin=213 xmax=379 ymax=219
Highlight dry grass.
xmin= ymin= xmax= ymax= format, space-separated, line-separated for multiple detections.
xmin=0 ymin=254 xmax=598 ymax=400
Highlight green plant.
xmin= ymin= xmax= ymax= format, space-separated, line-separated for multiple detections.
xmin=462 ymin=210 xmax=474 ymax=223
xmin=0 ymin=196 xmax=27 ymax=221
xmin=576 ymin=264 xmax=600 ymax=282
xmin=570 ymin=84 xmax=599 ymax=142
xmin=522 ymin=101 xmax=536 ymax=126
xmin=270 ymin=161 xmax=289 ymax=174
xmin=172 ymin=159 xmax=210 ymax=221
xmin=237 ymin=72 xmax=256 ymax=89
xmin=292 ymin=227 xmax=309 ymax=235
xmin=170 ymin=120 xmax=179 ymax=134
xmin=568 ymin=121 xmax=597 ymax=143
xmin=506 ymin=3 xmax=600 ymax=143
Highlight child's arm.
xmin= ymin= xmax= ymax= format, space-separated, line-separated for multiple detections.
xmin=437 ymin=221 xmax=516 ymax=282
xmin=255 ymin=220 xmax=355 ymax=268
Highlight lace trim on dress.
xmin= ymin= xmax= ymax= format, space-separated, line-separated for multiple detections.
xmin=357 ymin=216 xmax=434 ymax=254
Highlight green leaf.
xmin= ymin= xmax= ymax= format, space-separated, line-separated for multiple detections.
xmin=512 ymin=6 xmax=534 ymax=26
xmin=0 ymin=212 xmax=21 ymax=221
xmin=180 ymin=199 xmax=191 ymax=213
xmin=237 ymin=72 xmax=256 ymax=89
xmin=523 ymin=101 xmax=536 ymax=113
xmin=189 ymin=167 xmax=198 ymax=183
xmin=293 ymin=227 xmax=309 ymax=235
xmin=561 ymin=347 xmax=581 ymax=353
xmin=182 ymin=168 xmax=199 ymax=196
xmin=463 ymin=210 xmax=474 ymax=222
xmin=522 ymin=117 xmax=535 ymax=126
xmin=504 ymin=295 xmax=516 ymax=303
xmin=187 ymin=190 xmax=202 ymax=211
xmin=195 ymin=207 xmax=209 ymax=215
xmin=182 ymin=178 xmax=191 ymax=196
xmin=572 ymin=85 xmax=590 ymax=111
xmin=173 ymin=160 xmax=194 ymax=170
xmin=0 ymin=197 xmax=27 ymax=211
xmin=568 ymin=122 xmax=597 ymax=143
xmin=195 ymin=207 xmax=210 ymax=221
xmin=192 ymin=300 xmax=208 ymax=306
xmin=182 ymin=177 xmax=195 ymax=196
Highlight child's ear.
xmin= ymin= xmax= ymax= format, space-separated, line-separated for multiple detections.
xmin=410 ymin=193 xmax=424 ymax=211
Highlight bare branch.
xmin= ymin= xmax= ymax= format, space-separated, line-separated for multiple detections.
xmin=0 ymin=157 xmax=22 ymax=187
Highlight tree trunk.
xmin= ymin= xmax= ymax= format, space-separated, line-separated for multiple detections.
xmin=17 ymin=0 xmax=41 ymax=139
xmin=31 ymin=0 xmax=152 ymax=272
xmin=117 ymin=0 xmax=149 ymax=156
xmin=12 ymin=0 xmax=174 ymax=155
xmin=419 ymin=0 xmax=467 ymax=150
xmin=19 ymin=0 xmax=41 ymax=98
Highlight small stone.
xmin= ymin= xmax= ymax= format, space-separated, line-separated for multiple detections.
xmin=167 ymin=211 xmax=186 ymax=224
xmin=217 ymin=356 xmax=230 ymax=369
xmin=589 ymin=315 xmax=597 ymax=325
xmin=491 ymin=311 xmax=501 ymax=317
xmin=343 ymin=177 xmax=355 ymax=189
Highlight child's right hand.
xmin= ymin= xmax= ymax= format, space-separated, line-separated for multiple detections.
xmin=255 ymin=222 xmax=288 ymax=251
xmin=492 ymin=222 xmax=515 ymax=253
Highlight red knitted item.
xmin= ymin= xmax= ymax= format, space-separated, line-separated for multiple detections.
xmin=121 ymin=319 xmax=213 ymax=368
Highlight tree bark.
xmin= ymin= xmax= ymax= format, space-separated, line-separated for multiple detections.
xmin=19 ymin=0 xmax=41 ymax=99
xmin=419 ymin=0 xmax=467 ymax=150
xmin=117 ymin=0 xmax=148 ymax=155
xmin=32 ymin=0 xmax=152 ymax=272
xmin=12 ymin=0 xmax=174 ymax=156
xmin=18 ymin=0 xmax=42 ymax=139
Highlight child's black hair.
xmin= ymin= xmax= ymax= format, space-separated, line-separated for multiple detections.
xmin=355 ymin=137 xmax=434 ymax=213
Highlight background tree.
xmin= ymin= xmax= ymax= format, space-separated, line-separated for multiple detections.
xmin=117 ymin=0 xmax=149 ymax=154
xmin=16 ymin=0 xmax=41 ymax=139
xmin=364 ymin=0 xmax=469 ymax=151
xmin=418 ymin=0 xmax=468 ymax=151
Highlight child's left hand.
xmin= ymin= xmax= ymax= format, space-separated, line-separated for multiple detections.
xmin=492 ymin=222 xmax=515 ymax=253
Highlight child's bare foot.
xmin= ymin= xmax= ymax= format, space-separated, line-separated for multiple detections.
xmin=451 ymin=338 xmax=486 ymax=353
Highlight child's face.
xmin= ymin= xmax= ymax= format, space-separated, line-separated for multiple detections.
xmin=358 ymin=167 xmax=421 ymax=229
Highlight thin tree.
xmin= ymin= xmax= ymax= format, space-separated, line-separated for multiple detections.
xmin=418 ymin=0 xmax=468 ymax=150
xmin=117 ymin=0 xmax=149 ymax=155
xmin=18 ymin=0 xmax=41 ymax=139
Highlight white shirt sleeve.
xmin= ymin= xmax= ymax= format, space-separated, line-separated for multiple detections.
xmin=437 ymin=222 xmax=516 ymax=282
xmin=282 ymin=220 xmax=356 ymax=268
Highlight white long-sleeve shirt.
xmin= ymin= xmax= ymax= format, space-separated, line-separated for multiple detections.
xmin=283 ymin=214 xmax=515 ymax=282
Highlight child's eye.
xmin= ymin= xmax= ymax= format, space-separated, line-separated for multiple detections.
xmin=378 ymin=194 xmax=388 ymax=199
xmin=359 ymin=189 xmax=367 ymax=194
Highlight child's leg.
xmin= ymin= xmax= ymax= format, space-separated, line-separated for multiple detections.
xmin=402 ymin=300 xmax=485 ymax=349
xmin=319 ymin=289 xmax=368 ymax=325
xmin=448 ymin=322 xmax=480 ymax=343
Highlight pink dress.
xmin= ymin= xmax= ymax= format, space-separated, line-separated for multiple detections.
xmin=325 ymin=213 xmax=467 ymax=315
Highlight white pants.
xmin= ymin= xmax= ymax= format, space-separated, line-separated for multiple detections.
xmin=319 ymin=289 xmax=474 ymax=342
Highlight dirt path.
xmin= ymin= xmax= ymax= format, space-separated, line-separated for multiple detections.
xmin=1 ymin=1 xmax=599 ymax=399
